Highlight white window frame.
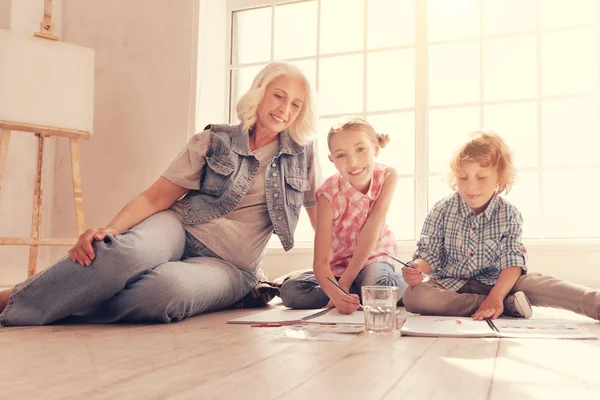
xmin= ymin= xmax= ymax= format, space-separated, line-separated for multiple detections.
xmin=198 ymin=0 xmax=600 ymax=260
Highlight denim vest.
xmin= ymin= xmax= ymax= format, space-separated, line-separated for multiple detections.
xmin=180 ymin=123 xmax=313 ymax=251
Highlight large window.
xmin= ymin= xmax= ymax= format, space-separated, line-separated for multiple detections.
xmin=227 ymin=0 xmax=600 ymax=246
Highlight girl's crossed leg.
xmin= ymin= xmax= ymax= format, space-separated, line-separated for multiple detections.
xmin=280 ymin=262 xmax=407 ymax=309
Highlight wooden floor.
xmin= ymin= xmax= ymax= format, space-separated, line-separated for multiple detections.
xmin=2 ymin=303 xmax=599 ymax=400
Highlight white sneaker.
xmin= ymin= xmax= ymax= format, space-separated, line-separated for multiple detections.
xmin=503 ymin=291 xmax=532 ymax=319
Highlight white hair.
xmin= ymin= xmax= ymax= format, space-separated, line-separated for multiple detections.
xmin=236 ymin=61 xmax=317 ymax=145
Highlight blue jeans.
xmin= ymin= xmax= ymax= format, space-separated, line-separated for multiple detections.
xmin=279 ymin=262 xmax=408 ymax=309
xmin=0 ymin=210 xmax=258 ymax=325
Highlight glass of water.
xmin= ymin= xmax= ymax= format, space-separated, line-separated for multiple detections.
xmin=361 ymin=286 xmax=398 ymax=333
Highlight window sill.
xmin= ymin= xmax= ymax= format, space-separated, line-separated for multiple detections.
xmin=265 ymin=238 xmax=600 ymax=255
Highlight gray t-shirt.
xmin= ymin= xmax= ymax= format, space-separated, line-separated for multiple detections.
xmin=163 ymin=129 xmax=317 ymax=271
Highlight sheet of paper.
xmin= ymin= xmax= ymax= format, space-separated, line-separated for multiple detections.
xmin=400 ymin=316 xmax=495 ymax=338
xmin=399 ymin=316 xmax=598 ymax=340
xmin=307 ymin=308 xmax=366 ymax=325
xmin=493 ymin=319 xmax=598 ymax=339
xmin=227 ymin=308 xmax=327 ymax=324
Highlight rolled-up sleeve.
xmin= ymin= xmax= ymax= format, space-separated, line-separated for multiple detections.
xmin=413 ymin=199 xmax=448 ymax=273
xmin=500 ymin=209 xmax=527 ymax=272
xmin=162 ymin=130 xmax=210 ymax=190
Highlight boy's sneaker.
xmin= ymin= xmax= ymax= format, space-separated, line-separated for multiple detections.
xmin=503 ymin=291 xmax=532 ymax=319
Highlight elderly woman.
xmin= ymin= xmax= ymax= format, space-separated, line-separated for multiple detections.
xmin=0 ymin=61 xmax=318 ymax=325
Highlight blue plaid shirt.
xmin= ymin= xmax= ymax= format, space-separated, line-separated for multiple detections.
xmin=413 ymin=192 xmax=527 ymax=291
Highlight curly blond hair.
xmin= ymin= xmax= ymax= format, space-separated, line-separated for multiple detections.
xmin=448 ymin=131 xmax=516 ymax=195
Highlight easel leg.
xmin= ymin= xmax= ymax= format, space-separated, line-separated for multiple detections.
xmin=70 ymin=138 xmax=86 ymax=235
xmin=28 ymin=134 xmax=44 ymax=277
xmin=0 ymin=129 xmax=10 ymax=195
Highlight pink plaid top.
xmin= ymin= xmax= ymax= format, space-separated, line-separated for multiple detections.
xmin=316 ymin=163 xmax=399 ymax=277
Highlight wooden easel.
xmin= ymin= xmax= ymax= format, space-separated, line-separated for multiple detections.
xmin=0 ymin=121 xmax=89 ymax=277
xmin=33 ymin=0 xmax=59 ymax=41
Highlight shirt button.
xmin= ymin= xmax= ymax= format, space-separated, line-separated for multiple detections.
xmin=274 ymin=183 xmax=279 ymax=188
xmin=277 ymin=216 xmax=283 ymax=221
xmin=272 ymin=163 xmax=277 ymax=167
xmin=472 ymin=226 xmax=476 ymax=231
xmin=469 ymin=252 xmax=475 ymax=258
xmin=274 ymin=206 xmax=279 ymax=210
xmin=274 ymin=193 xmax=279 ymax=198
xmin=272 ymin=172 xmax=277 ymax=177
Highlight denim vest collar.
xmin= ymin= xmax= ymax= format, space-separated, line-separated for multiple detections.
xmin=276 ymin=129 xmax=305 ymax=155
xmin=230 ymin=124 xmax=252 ymax=156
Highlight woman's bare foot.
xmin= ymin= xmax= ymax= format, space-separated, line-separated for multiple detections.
xmin=0 ymin=289 xmax=12 ymax=314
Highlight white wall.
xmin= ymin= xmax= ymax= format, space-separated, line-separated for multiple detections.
xmin=50 ymin=0 xmax=199 ymax=263
xmin=0 ymin=0 xmax=10 ymax=29
xmin=195 ymin=0 xmax=227 ymax=130
xmin=0 ymin=0 xmax=61 ymax=284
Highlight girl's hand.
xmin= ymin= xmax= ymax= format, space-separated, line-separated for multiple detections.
xmin=402 ymin=265 xmax=425 ymax=286
xmin=472 ymin=294 xmax=504 ymax=320
xmin=324 ymin=292 xmax=361 ymax=314
xmin=68 ymin=227 xmax=119 ymax=266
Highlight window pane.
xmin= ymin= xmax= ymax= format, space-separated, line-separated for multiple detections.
xmin=428 ymin=175 xmax=453 ymax=211
xmin=543 ymin=168 xmax=600 ymax=238
xmin=542 ymin=97 xmax=600 ymax=168
xmin=230 ymin=65 xmax=265 ymax=122
xmin=274 ymin=1 xmax=317 ymax=59
xmin=320 ymin=0 xmax=364 ymax=54
xmin=232 ymin=7 xmax=271 ymax=64
xmin=504 ymin=171 xmax=541 ymax=238
xmin=428 ymin=0 xmax=479 ymax=42
xmin=483 ymin=0 xmax=536 ymax=35
xmin=429 ymin=42 xmax=480 ymax=106
xmin=483 ymin=36 xmax=537 ymax=101
xmin=367 ymin=112 xmax=415 ymax=175
xmin=294 ymin=207 xmax=314 ymax=243
xmin=387 ymin=178 xmax=415 ymax=241
xmin=367 ymin=0 xmax=415 ymax=48
xmin=484 ymin=102 xmax=538 ymax=169
xmin=319 ymin=55 xmax=364 ymax=115
xmin=317 ymin=117 xmax=339 ymax=180
xmin=540 ymin=0 xmax=597 ymax=29
xmin=367 ymin=50 xmax=415 ymax=112
xmin=541 ymin=28 xmax=598 ymax=96
xmin=428 ymin=106 xmax=480 ymax=174
xmin=288 ymin=59 xmax=317 ymax=97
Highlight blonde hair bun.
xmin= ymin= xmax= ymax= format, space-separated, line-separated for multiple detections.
xmin=327 ymin=116 xmax=391 ymax=149
xmin=377 ymin=133 xmax=390 ymax=148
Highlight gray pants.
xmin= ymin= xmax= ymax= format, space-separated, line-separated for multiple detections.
xmin=403 ymin=273 xmax=600 ymax=320
xmin=0 ymin=211 xmax=258 ymax=326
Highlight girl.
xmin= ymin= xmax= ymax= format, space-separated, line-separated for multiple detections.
xmin=280 ymin=117 xmax=407 ymax=314
xmin=403 ymin=131 xmax=600 ymax=321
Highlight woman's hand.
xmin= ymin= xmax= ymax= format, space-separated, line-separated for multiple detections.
xmin=472 ymin=294 xmax=504 ymax=320
xmin=68 ymin=227 xmax=119 ymax=266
